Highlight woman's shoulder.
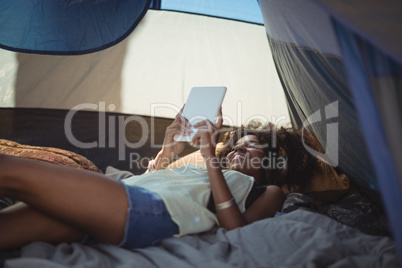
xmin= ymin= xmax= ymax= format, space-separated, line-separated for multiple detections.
xmin=264 ymin=185 xmax=286 ymax=202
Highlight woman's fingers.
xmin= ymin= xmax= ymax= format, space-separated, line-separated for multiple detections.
xmin=191 ymin=120 xmax=219 ymax=146
xmin=190 ymin=129 xmax=217 ymax=159
xmin=172 ymin=114 xmax=192 ymax=137
xmin=174 ymin=105 xmax=222 ymax=134
xmin=176 ymin=105 xmax=185 ymax=118
xmin=167 ymin=120 xmax=191 ymax=132
xmin=174 ymin=113 xmax=188 ymax=125
xmin=192 ymin=119 xmax=215 ymax=129
xmin=168 ymin=108 xmax=193 ymax=138
xmin=216 ymin=106 xmax=223 ymax=129
xmin=174 ymin=105 xmax=190 ymax=124
xmin=165 ymin=123 xmax=193 ymax=144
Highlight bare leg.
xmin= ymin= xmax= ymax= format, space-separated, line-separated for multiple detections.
xmin=0 ymin=203 xmax=85 ymax=250
xmin=0 ymin=155 xmax=129 ymax=249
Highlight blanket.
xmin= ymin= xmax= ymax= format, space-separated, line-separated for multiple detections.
xmin=3 ymin=210 xmax=398 ymax=268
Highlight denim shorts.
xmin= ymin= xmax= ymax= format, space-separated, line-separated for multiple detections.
xmin=118 ymin=181 xmax=179 ymax=249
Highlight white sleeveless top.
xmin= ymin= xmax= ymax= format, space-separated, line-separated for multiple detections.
xmin=122 ymin=164 xmax=255 ymax=236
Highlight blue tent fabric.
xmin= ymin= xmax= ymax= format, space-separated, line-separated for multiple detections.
xmin=333 ymin=20 xmax=402 ymax=262
xmin=0 ymin=0 xmax=151 ymax=55
xmin=259 ymin=0 xmax=402 ymax=261
xmin=0 ymin=0 xmax=262 ymax=55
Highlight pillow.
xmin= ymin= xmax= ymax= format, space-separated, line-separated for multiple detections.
xmin=0 ymin=139 xmax=102 ymax=173
xmin=105 ymin=166 xmax=134 ymax=181
xmin=281 ymin=161 xmax=350 ymax=204
xmin=168 ymin=145 xmax=350 ymax=204
xmin=168 ymin=144 xmax=350 ymax=205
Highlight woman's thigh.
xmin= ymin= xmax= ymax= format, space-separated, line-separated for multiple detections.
xmin=0 ymin=203 xmax=85 ymax=250
xmin=0 ymin=155 xmax=129 ymax=245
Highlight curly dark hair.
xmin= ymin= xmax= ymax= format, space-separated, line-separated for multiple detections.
xmin=217 ymin=122 xmax=324 ymax=191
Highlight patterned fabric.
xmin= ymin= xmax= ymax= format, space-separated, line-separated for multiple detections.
xmin=0 ymin=197 xmax=17 ymax=210
xmin=282 ymin=187 xmax=390 ymax=237
xmin=281 ymin=193 xmax=317 ymax=213
xmin=0 ymin=139 xmax=101 ymax=173
xmin=0 ymin=139 xmax=102 ymax=211
xmin=317 ymin=186 xmax=391 ymax=236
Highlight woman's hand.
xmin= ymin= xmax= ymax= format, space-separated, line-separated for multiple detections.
xmin=191 ymin=107 xmax=223 ymax=160
xmin=152 ymin=107 xmax=193 ymax=170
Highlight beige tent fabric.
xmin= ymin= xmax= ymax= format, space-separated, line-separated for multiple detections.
xmin=0 ymin=10 xmax=289 ymax=126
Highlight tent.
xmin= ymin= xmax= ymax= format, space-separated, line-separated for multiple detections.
xmin=0 ymin=0 xmax=401 ymax=266
xmin=0 ymin=0 xmax=289 ymax=170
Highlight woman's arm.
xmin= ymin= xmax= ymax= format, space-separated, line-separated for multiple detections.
xmin=146 ymin=107 xmax=192 ymax=172
xmin=207 ymin=160 xmax=285 ymax=230
xmin=192 ymin=111 xmax=249 ymax=229
xmin=243 ymin=185 xmax=284 ymax=224
xmin=205 ymin=157 xmax=249 ymax=229
xmin=206 ymin=157 xmax=284 ymax=229
xmin=192 ymin=112 xmax=284 ymax=230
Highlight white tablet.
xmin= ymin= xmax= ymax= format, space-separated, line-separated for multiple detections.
xmin=174 ymin=86 xmax=227 ymax=142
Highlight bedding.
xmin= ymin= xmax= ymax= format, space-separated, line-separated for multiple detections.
xmin=2 ymin=210 xmax=398 ymax=268
xmin=0 ymin=142 xmax=398 ymax=267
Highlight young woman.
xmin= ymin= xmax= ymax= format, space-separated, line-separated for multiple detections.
xmin=0 ymin=108 xmax=288 ymax=250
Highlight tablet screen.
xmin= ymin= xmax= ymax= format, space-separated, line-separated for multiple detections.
xmin=174 ymin=86 xmax=227 ymax=142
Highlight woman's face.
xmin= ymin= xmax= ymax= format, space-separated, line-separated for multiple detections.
xmin=226 ymin=135 xmax=265 ymax=183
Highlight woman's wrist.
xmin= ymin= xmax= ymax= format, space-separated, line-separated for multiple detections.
xmin=153 ymin=150 xmax=174 ymax=170
xmin=204 ymin=156 xmax=221 ymax=170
